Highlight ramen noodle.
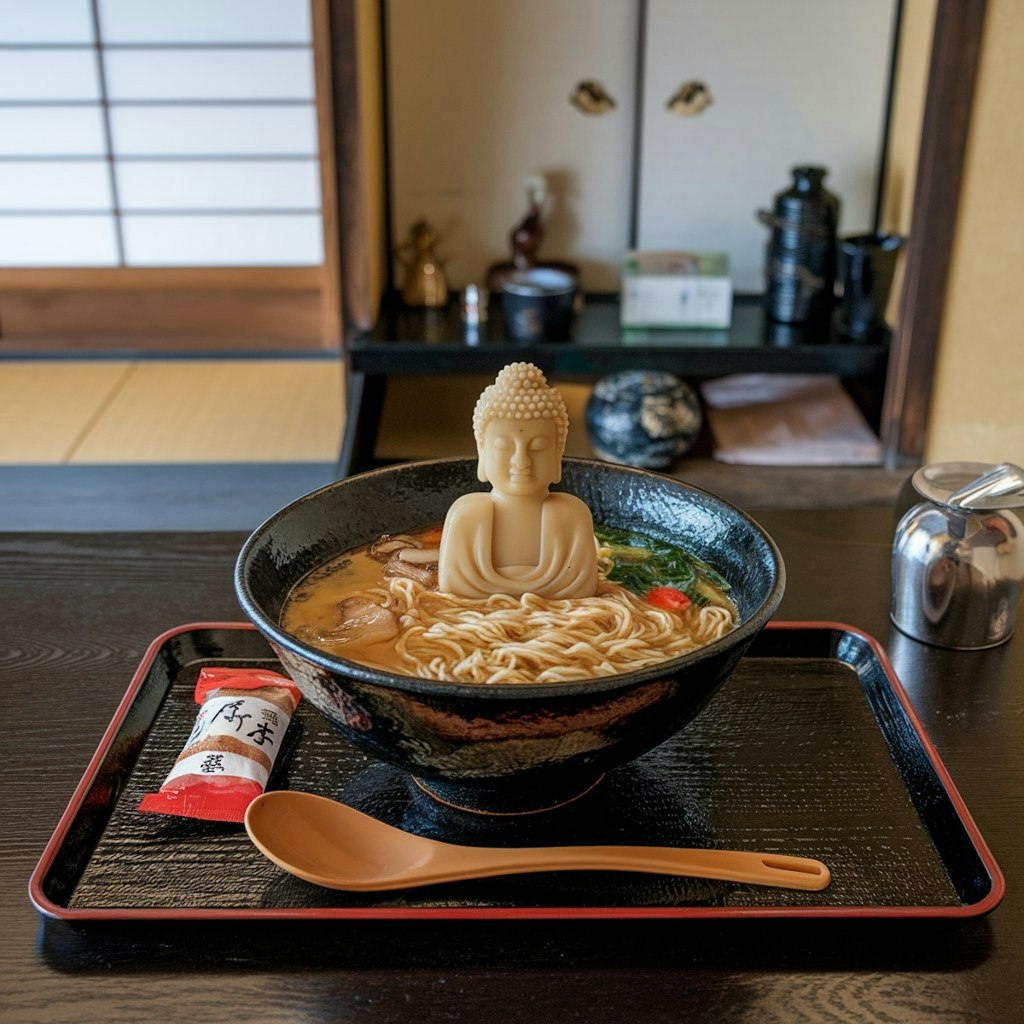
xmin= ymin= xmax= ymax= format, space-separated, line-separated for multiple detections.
xmin=281 ymin=525 xmax=738 ymax=684
xmin=382 ymin=577 xmax=732 ymax=683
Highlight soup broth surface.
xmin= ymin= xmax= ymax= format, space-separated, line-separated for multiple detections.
xmin=281 ymin=524 xmax=737 ymax=684
xmin=283 ymin=541 xmax=409 ymax=670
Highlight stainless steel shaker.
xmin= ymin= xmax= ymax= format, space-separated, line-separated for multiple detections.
xmin=891 ymin=462 xmax=1024 ymax=649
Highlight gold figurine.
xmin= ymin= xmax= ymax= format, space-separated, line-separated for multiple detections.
xmin=396 ymin=219 xmax=449 ymax=307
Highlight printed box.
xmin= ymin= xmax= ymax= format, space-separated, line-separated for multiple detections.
xmin=621 ymin=251 xmax=732 ymax=328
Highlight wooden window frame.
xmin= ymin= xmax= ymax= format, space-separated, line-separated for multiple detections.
xmin=0 ymin=0 xmax=343 ymax=352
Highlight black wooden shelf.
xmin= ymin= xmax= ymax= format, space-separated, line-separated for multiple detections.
xmin=339 ymin=293 xmax=889 ymax=477
xmin=351 ymin=293 xmax=890 ymax=380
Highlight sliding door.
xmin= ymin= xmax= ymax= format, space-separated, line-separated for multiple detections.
xmin=0 ymin=0 xmax=339 ymax=348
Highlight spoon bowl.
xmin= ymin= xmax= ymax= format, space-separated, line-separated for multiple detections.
xmin=244 ymin=791 xmax=831 ymax=893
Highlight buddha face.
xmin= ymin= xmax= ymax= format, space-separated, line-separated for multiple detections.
xmin=479 ymin=416 xmax=561 ymax=495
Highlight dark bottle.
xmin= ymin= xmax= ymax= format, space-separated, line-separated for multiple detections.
xmin=759 ymin=165 xmax=840 ymax=324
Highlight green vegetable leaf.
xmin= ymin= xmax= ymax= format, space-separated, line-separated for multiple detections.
xmin=594 ymin=524 xmax=731 ymax=606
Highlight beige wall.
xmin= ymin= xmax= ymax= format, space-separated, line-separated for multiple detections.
xmin=925 ymin=0 xmax=1024 ymax=463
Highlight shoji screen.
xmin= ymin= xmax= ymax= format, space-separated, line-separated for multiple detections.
xmin=0 ymin=0 xmax=323 ymax=268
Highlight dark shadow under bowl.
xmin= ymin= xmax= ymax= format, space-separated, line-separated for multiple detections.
xmin=235 ymin=458 xmax=785 ymax=814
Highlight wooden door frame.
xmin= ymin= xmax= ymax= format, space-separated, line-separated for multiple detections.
xmin=881 ymin=0 xmax=987 ymax=467
xmin=326 ymin=0 xmax=377 ymax=335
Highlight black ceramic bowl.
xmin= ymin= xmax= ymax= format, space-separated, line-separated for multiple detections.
xmin=235 ymin=458 xmax=784 ymax=813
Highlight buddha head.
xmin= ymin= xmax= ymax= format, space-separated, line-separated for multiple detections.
xmin=472 ymin=363 xmax=569 ymax=492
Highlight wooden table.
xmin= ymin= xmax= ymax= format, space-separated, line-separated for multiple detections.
xmin=3 ymin=508 xmax=1021 ymax=1023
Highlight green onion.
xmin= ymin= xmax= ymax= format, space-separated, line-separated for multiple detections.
xmin=594 ymin=525 xmax=731 ymax=607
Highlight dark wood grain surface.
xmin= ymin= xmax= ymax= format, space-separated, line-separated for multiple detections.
xmin=3 ymin=508 xmax=1022 ymax=1023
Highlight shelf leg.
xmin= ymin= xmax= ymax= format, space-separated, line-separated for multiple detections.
xmin=338 ymin=371 xmax=388 ymax=478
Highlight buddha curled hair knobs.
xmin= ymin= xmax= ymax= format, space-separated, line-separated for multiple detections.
xmin=472 ymin=362 xmax=569 ymax=453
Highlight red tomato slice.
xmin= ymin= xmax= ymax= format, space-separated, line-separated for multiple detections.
xmin=645 ymin=586 xmax=692 ymax=611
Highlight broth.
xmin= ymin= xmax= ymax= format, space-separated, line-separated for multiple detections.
xmin=281 ymin=524 xmax=737 ymax=684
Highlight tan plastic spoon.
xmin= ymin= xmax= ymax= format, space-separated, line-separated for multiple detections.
xmin=244 ymin=791 xmax=831 ymax=892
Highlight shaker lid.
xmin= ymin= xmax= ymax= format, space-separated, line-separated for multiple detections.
xmin=912 ymin=461 xmax=1024 ymax=510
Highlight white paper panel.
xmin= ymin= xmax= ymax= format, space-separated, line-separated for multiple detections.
xmin=637 ymin=0 xmax=896 ymax=291
xmin=116 ymin=160 xmax=320 ymax=210
xmin=0 ymin=50 xmax=100 ymax=101
xmin=0 ymin=107 xmax=107 ymax=155
xmin=0 ymin=161 xmax=112 ymax=210
xmin=110 ymin=105 xmax=318 ymax=155
xmin=387 ymin=0 xmax=638 ymax=291
xmin=0 ymin=215 xmax=118 ymax=266
xmin=98 ymin=0 xmax=312 ymax=43
xmin=122 ymin=213 xmax=323 ymax=265
xmin=104 ymin=49 xmax=314 ymax=102
xmin=0 ymin=0 xmax=94 ymax=43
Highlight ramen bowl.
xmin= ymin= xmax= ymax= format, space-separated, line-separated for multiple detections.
xmin=235 ymin=458 xmax=784 ymax=814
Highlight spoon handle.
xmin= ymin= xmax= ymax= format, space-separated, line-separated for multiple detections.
xmin=420 ymin=844 xmax=830 ymax=891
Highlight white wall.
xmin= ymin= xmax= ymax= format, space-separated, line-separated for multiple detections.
xmin=386 ymin=0 xmax=896 ymax=292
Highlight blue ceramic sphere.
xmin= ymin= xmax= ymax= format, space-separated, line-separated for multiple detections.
xmin=586 ymin=370 xmax=702 ymax=469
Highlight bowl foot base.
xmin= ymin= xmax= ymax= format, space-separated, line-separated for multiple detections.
xmin=411 ymin=772 xmax=606 ymax=816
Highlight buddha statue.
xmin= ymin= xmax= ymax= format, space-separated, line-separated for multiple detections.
xmin=438 ymin=363 xmax=599 ymax=600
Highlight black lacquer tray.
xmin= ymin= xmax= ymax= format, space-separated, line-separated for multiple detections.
xmin=30 ymin=622 xmax=1003 ymax=921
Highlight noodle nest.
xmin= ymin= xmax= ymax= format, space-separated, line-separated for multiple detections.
xmin=367 ymin=578 xmax=735 ymax=684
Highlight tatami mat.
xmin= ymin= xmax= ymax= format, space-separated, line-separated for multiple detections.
xmin=0 ymin=360 xmax=587 ymax=466
xmin=70 ymin=359 xmax=345 ymax=464
xmin=0 ymin=359 xmax=344 ymax=465
xmin=0 ymin=361 xmax=134 ymax=464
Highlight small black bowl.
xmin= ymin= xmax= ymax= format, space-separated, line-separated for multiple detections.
xmin=235 ymin=458 xmax=784 ymax=814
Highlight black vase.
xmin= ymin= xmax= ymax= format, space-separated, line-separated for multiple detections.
xmin=759 ymin=165 xmax=840 ymax=325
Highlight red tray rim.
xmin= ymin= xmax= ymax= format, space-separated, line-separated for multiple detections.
xmin=29 ymin=620 xmax=1006 ymax=922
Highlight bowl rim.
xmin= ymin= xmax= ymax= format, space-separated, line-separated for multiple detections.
xmin=234 ymin=457 xmax=786 ymax=699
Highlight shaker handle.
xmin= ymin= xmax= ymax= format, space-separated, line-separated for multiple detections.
xmin=947 ymin=462 xmax=1024 ymax=508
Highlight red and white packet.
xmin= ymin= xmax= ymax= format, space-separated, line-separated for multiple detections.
xmin=138 ymin=666 xmax=302 ymax=823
